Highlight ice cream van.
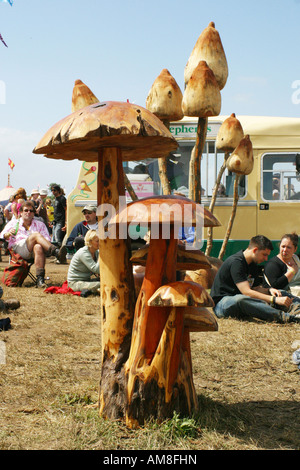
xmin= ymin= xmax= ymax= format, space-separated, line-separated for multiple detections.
xmin=66 ymin=115 xmax=300 ymax=258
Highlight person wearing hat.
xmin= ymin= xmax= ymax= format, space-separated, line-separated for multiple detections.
xmin=35 ymin=189 xmax=50 ymax=231
xmin=30 ymin=189 xmax=40 ymax=210
xmin=66 ymin=205 xmax=98 ymax=252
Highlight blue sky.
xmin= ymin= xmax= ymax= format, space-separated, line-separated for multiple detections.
xmin=0 ymin=0 xmax=300 ymax=195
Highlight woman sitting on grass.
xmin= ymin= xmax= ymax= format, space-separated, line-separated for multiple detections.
xmin=67 ymin=229 xmax=100 ymax=296
xmin=264 ymin=233 xmax=300 ymax=297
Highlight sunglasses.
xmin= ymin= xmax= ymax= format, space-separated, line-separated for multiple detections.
xmin=23 ymin=209 xmax=35 ymax=213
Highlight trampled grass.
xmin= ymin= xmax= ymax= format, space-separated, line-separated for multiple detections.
xmin=0 ymin=255 xmax=299 ymax=450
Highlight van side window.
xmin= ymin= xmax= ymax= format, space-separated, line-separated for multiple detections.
xmin=124 ymin=142 xmax=247 ymax=199
xmin=262 ymin=153 xmax=300 ymax=201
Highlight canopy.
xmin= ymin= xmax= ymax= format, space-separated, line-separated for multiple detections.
xmin=0 ymin=185 xmax=16 ymax=206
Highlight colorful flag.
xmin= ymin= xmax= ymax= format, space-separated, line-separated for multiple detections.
xmin=8 ymin=158 xmax=15 ymax=170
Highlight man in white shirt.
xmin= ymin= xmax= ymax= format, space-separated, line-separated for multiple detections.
xmin=1 ymin=200 xmax=67 ymax=287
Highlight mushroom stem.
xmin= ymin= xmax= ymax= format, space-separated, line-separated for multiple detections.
xmin=158 ymin=120 xmax=172 ymax=195
xmin=134 ymin=231 xmax=178 ymax=363
xmin=124 ymin=172 xmax=138 ymax=201
xmin=205 ymin=151 xmax=230 ymax=256
xmin=97 ymin=147 xmax=136 ymax=419
xmin=125 ymin=225 xmax=198 ymax=426
xmin=125 ymin=228 xmax=178 ymax=424
xmin=218 ymin=173 xmax=240 ymax=260
xmin=189 ymin=117 xmax=208 ymax=203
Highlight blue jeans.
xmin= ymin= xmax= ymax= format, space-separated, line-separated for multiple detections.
xmin=52 ymin=222 xmax=64 ymax=246
xmin=214 ymin=291 xmax=300 ymax=323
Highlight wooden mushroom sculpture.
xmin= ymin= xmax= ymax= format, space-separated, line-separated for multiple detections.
xmin=110 ymin=194 xmax=220 ymax=427
xmin=215 ymin=113 xmax=244 ymax=153
xmin=146 ymin=69 xmax=183 ymax=122
xmin=185 ymin=255 xmax=223 ymax=290
xmin=183 ymin=22 xmax=228 ymax=204
xmin=218 ymin=135 xmax=254 ymax=260
xmin=182 ymin=60 xmax=221 ymax=203
xmin=226 ymin=135 xmax=254 ymax=176
xmin=146 ymin=69 xmax=183 ymax=195
xmin=73 ymin=80 xmax=137 ymax=201
xmin=148 ymin=281 xmax=217 ymax=332
xmin=206 ymin=113 xmax=244 ymax=256
xmin=33 ymin=101 xmax=178 ymax=421
xmin=147 ymin=281 xmax=217 ymax=409
xmin=71 ymin=79 xmax=99 ymax=112
xmin=182 ymin=61 xmax=221 ymax=118
xmin=184 ymin=21 xmax=228 ymax=90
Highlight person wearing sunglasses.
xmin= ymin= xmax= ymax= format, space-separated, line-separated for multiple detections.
xmin=66 ymin=205 xmax=98 ymax=252
xmin=0 ymin=200 xmax=67 ymax=288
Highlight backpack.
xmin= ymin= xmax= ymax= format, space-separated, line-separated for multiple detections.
xmin=1 ymin=252 xmax=29 ymax=287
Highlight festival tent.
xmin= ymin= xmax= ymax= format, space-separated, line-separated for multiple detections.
xmin=0 ymin=185 xmax=16 ymax=206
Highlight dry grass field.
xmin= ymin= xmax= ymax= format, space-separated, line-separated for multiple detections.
xmin=0 ymin=254 xmax=300 ymax=450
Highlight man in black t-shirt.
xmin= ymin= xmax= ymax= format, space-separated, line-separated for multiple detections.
xmin=211 ymin=235 xmax=300 ymax=324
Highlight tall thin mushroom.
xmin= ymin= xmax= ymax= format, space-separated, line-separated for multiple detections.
xmin=206 ymin=113 xmax=244 ymax=256
xmin=184 ymin=21 xmax=228 ymax=91
xmin=219 ymin=135 xmax=254 ymax=259
xmin=183 ymin=22 xmax=228 ymax=204
xmin=72 ymin=80 xmax=138 ymax=201
xmin=33 ymin=101 xmax=178 ymax=421
xmin=182 ymin=60 xmax=221 ymax=203
xmin=146 ymin=69 xmax=183 ymax=195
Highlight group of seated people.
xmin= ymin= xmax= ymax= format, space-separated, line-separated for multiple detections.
xmin=1 ymin=197 xmax=300 ymax=325
xmin=211 ymin=233 xmax=300 ymax=324
xmin=0 ymin=200 xmax=100 ymax=294
xmin=0 ymin=200 xmax=68 ymax=288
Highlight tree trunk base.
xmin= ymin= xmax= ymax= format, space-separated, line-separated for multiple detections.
xmin=125 ymin=374 xmax=198 ymax=428
xmin=99 ymin=335 xmax=131 ymax=420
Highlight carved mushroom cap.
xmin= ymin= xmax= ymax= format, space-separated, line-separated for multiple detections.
xmin=71 ymin=79 xmax=99 ymax=112
xmin=226 ymin=134 xmax=254 ymax=175
xmin=131 ymin=243 xmax=212 ymax=270
xmin=148 ymin=281 xmax=214 ymax=307
xmin=184 ymin=306 xmax=218 ymax=332
xmin=184 ymin=21 xmax=228 ymax=90
xmin=146 ymin=69 xmax=183 ymax=121
xmin=33 ymin=101 xmax=178 ymax=162
xmin=182 ymin=61 xmax=221 ymax=118
xmin=110 ymin=195 xmax=221 ymax=228
xmin=216 ymin=113 xmax=244 ymax=152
